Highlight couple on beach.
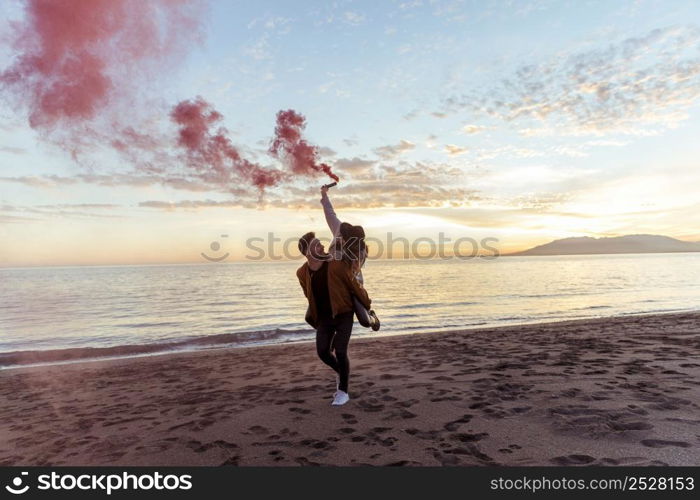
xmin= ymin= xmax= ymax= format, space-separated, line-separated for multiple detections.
xmin=296 ymin=185 xmax=380 ymax=406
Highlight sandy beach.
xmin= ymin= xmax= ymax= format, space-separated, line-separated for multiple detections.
xmin=1 ymin=312 xmax=699 ymax=466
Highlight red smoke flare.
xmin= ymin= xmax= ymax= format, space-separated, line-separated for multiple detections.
xmin=1 ymin=0 xmax=203 ymax=129
xmin=269 ymin=109 xmax=339 ymax=182
xmin=171 ymin=97 xmax=283 ymax=190
xmin=1 ymin=2 xmax=340 ymax=195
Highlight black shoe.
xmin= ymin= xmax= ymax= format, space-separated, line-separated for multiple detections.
xmin=369 ymin=310 xmax=380 ymax=331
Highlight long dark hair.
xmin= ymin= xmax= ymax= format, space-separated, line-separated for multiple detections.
xmin=340 ymin=225 xmax=367 ymax=269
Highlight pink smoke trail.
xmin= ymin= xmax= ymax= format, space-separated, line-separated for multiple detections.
xmin=269 ymin=109 xmax=340 ymax=182
xmin=1 ymin=0 xmax=203 ymax=129
xmin=171 ymin=97 xmax=283 ymax=190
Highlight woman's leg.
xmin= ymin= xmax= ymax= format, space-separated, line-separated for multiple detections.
xmin=316 ymin=319 xmax=339 ymax=374
xmin=331 ymin=312 xmax=354 ymax=392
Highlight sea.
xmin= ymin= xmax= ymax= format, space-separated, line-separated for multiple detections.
xmin=1 ymin=253 xmax=699 ymax=368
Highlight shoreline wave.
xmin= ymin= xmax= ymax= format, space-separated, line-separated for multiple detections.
xmin=0 ymin=327 xmax=314 ymax=369
xmin=2 ymin=308 xmax=697 ymax=370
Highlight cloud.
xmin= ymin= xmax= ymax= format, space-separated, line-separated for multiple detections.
xmin=0 ymin=145 xmax=26 ymax=154
xmin=505 ymin=191 xmax=573 ymax=211
xmin=471 ymin=140 xmax=619 ymax=161
xmin=35 ymin=203 xmax=120 ymax=209
xmin=461 ymin=124 xmax=487 ymax=135
xmin=444 ymin=144 xmax=469 ymax=156
xmin=473 ymin=145 xmax=543 ymax=160
xmin=138 ymin=199 xmax=250 ymax=210
xmin=343 ymin=11 xmax=366 ymax=26
xmin=431 ymin=0 xmax=469 ymax=23
xmin=333 ymin=157 xmax=376 ymax=175
xmin=0 ymin=214 xmax=38 ymax=224
xmin=317 ymin=146 xmax=337 ymax=157
xmin=0 ymin=170 xmax=261 ymax=195
xmin=0 ymin=175 xmax=79 ymax=188
xmin=137 ymin=158 xmax=479 ymax=211
xmin=0 ymin=202 xmax=125 ymax=222
xmin=247 ymin=16 xmax=293 ymax=34
xmin=399 ymin=0 xmax=423 ymax=10
xmin=445 ymin=25 xmax=700 ymax=136
xmin=311 ymin=160 xmax=478 ymax=208
xmin=373 ymin=139 xmax=416 ymax=159
xmin=243 ymin=34 xmax=272 ymax=60
xmin=1 ymin=157 xmax=478 ymax=211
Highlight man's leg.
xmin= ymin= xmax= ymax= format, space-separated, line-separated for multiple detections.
xmin=331 ymin=312 xmax=354 ymax=393
xmin=316 ymin=318 xmax=340 ymax=374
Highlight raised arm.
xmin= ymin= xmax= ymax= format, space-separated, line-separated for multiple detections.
xmin=320 ymin=187 xmax=342 ymax=238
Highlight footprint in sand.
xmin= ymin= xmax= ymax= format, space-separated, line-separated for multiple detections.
xmin=434 ymin=444 xmax=495 ymax=465
xmin=379 ymin=374 xmax=411 ymax=380
xmin=640 ymin=439 xmax=691 ymax=448
xmin=382 ymin=409 xmax=417 ymax=420
xmin=372 ymin=427 xmax=392 ymax=433
xmin=599 ymin=456 xmax=659 ymax=465
xmin=550 ymin=454 xmax=596 ymax=465
xmin=288 ymin=407 xmax=311 ymax=414
xmin=279 ymin=427 xmax=299 ymax=437
xmin=397 ymin=399 xmax=419 ymax=408
xmin=404 ymin=428 xmax=440 ymax=440
xmin=609 ymin=421 xmax=653 ymax=431
xmin=186 ymin=439 xmax=238 ymax=453
xmin=220 ymin=455 xmax=240 ymax=465
xmin=443 ymin=414 xmax=473 ymax=431
xmin=248 ymin=425 xmax=268 ymax=435
xmin=299 ymin=438 xmax=334 ymax=450
xmin=469 ymin=401 xmax=490 ymax=409
xmin=450 ymin=432 xmax=488 ymax=443
xmin=341 ymin=413 xmax=358 ymax=424
xmin=433 ymin=396 xmax=461 ymax=402
xmin=357 ymin=399 xmax=384 ymax=412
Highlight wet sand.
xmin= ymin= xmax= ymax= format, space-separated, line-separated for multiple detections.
xmin=1 ymin=312 xmax=699 ymax=466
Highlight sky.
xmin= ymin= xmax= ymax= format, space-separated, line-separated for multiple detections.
xmin=1 ymin=0 xmax=700 ymax=266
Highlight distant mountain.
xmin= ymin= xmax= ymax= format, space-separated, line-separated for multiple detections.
xmin=509 ymin=234 xmax=700 ymax=256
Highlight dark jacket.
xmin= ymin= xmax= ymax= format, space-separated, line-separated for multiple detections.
xmin=296 ymin=259 xmax=371 ymax=328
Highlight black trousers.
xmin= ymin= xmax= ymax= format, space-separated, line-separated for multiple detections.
xmin=315 ymin=311 xmax=354 ymax=393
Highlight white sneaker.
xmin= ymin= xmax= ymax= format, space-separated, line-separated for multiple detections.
xmin=331 ymin=390 xmax=350 ymax=406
